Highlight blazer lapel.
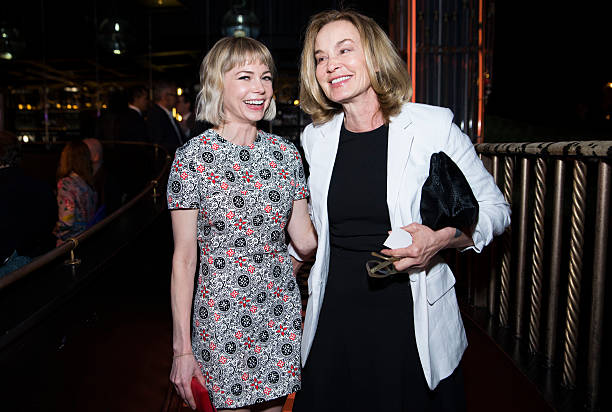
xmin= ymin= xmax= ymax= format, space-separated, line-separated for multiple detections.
xmin=387 ymin=108 xmax=415 ymax=225
xmin=311 ymin=113 xmax=343 ymax=220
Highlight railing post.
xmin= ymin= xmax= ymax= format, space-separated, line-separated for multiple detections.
xmin=528 ymin=158 xmax=547 ymax=354
xmin=561 ymin=159 xmax=587 ymax=389
xmin=514 ymin=157 xmax=530 ymax=337
xmin=545 ymin=159 xmax=566 ymax=366
xmin=586 ymin=161 xmax=611 ymax=410
xmin=488 ymin=155 xmax=500 ymax=316
xmin=498 ymin=156 xmax=514 ymax=328
xmin=63 ymin=238 xmax=81 ymax=266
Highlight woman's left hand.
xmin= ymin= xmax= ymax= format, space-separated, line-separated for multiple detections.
xmin=380 ymin=223 xmax=452 ymax=271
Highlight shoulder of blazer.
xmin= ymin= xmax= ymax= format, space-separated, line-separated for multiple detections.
xmin=394 ymin=103 xmax=456 ymax=145
xmin=395 ymin=102 xmax=453 ymax=127
xmin=301 ymin=112 xmax=343 ymax=152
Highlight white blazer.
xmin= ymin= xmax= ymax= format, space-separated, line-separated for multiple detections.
xmin=299 ymin=102 xmax=511 ymax=390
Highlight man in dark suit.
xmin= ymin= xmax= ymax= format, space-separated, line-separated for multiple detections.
xmin=146 ymin=80 xmax=185 ymax=153
xmin=115 ymin=85 xmax=149 ymax=142
xmin=176 ymin=90 xmax=196 ymax=140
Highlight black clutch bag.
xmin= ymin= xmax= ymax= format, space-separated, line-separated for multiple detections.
xmin=420 ymin=151 xmax=479 ymax=231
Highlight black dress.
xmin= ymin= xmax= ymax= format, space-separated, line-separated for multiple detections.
xmin=293 ymin=123 xmax=466 ymax=412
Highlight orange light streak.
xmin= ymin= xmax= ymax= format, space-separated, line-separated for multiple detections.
xmin=477 ymin=0 xmax=485 ymax=142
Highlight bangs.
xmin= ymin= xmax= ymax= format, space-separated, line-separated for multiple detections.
xmin=221 ymin=39 xmax=276 ymax=77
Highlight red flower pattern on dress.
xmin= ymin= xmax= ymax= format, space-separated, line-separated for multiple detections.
xmin=250 ymin=378 xmax=263 ymax=390
xmin=207 ymin=172 xmax=220 ymax=184
xmin=234 ymin=218 xmax=247 ymax=230
xmin=241 ymin=171 xmax=254 ymax=182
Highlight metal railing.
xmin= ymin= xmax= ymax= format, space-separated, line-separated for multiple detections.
xmin=0 ymin=141 xmax=172 ymax=291
xmin=463 ymin=141 xmax=612 ymax=411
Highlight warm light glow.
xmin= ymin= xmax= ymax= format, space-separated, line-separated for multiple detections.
xmin=606 ymin=114 xmax=611 ymax=120
xmin=172 ymin=107 xmax=177 ymax=118
xmin=0 ymin=52 xmax=13 ymax=60
xmin=176 ymin=114 xmax=183 ymax=122
xmin=102 ymin=104 xmax=108 ymax=109
xmin=113 ymin=49 xmax=121 ymax=55
xmin=56 ymin=103 xmax=61 ymax=109
xmin=26 ymin=104 xmax=32 ymax=110
xmin=22 ymin=135 xmax=29 ymax=143
xmin=293 ymin=99 xmax=299 ymax=106
xmin=64 ymin=86 xmax=79 ymax=93
xmin=18 ymin=104 xmax=23 ymax=110
xmin=67 ymin=104 xmax=72 ymax=109
xmin=606 ymin=82 xmax=612 ymax=89
xmin=85 ymin=102 xmax=92 ymax=108
xmin=73 ymin=105 xmax=78 ymax=110
xmin=177 ymin=88 xmax=183 ymax=96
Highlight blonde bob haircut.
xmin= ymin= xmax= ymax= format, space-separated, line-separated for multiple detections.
xmin=196 ymin=37 xmax=277 ymax=126
xmin=300 ymin=10 xmax=412 ymax=125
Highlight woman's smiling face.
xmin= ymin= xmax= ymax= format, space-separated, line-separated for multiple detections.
xmin=222 ymin=62 xmax=273 ymax=125
xmin=314 ymin=20 xmax=373 ymax=105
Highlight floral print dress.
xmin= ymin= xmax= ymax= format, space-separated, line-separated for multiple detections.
xmin=166 ymin=129 xmax=309 ymax=409
xmin=53 ymin=173 xmax=97 ymax=245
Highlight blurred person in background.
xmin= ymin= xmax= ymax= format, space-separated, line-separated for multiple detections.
xmin=176 ymin=90 xmax=195 ymax=139
xmin=116 ymin=84 xmax=149 ymax=142
xmin=0 ymin=131 xmax=57 ymax=276
xmin=53 ymin=140 xmax=98 ymax=246
xmin=147 ymin=80 xmax=185 ymax=152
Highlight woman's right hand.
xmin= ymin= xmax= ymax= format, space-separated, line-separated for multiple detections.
xmin=170 ymin=354 xmax=205 ymax=410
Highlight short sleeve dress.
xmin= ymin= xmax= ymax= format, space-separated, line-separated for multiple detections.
xmin=166 ymin=129 xmax=309 ymax=409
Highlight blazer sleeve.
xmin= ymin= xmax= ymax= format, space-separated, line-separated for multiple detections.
xmin=442 ymin=112 xmax=511 ymax=252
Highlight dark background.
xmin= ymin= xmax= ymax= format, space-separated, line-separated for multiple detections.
xmin=487 ymin=2 xmax=611 ymax=138
xmin=1 ymin=0 xmax=611 ymax=139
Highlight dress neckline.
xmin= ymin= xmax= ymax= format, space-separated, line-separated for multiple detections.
xmin=209 ymin=128 xmax=262 ymax=148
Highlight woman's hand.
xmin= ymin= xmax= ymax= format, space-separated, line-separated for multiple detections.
xmin=380 ymin=223 xmax=473 ymax=271
xmin=170 ymin=354 xmax=205 ymax=409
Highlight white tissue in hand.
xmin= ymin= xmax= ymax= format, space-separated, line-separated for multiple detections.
xmin=383 ymin=229 xmax=413 ymax=249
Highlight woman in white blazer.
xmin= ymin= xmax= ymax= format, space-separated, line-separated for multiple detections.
xmin=291 ymin=10 xmax=511 ymax=412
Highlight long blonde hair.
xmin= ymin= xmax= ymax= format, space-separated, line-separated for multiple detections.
xmin=195 ymin=37 xmax=277 ymax=126
xmin=300 ymin=10 xmax=412 ymax=125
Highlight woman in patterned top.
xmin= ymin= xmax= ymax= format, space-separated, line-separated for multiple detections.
xmin=53 ymin=140 xmax=97 ymax=246
xmin=167 ymin=37 xmax=317 ymax=412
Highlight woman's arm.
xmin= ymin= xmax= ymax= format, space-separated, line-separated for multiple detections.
xmin=287 ymin=198 xmax=317 ymax=261
xmin=382 ymin=112 xmax=510 ymax=271
xmin=169 ymin=208 xmax=203 ymax=409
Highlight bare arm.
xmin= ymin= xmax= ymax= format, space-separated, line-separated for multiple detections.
xmin=286 ymin=198 xmax=317 ymax=261
xmin=169 ymin=209 xmax=203 ymax=409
